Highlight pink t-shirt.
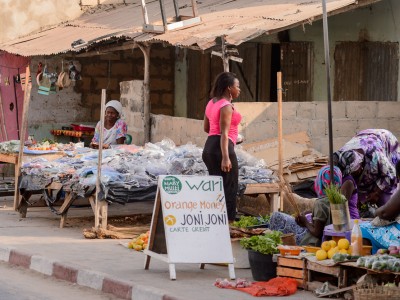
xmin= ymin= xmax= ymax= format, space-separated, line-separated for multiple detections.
xmin=205 ymin=99 xmax=242 ymax=144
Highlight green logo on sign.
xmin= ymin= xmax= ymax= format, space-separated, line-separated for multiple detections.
xmin=162 ymin=176 xmax=182 ymax=194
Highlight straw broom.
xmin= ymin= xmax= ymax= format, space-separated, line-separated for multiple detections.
xmin=278 ymin=175 xmax=301 ymax=216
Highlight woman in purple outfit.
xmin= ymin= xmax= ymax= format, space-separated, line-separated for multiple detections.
xmin=333 ymin=129 xmax=400 ymax=207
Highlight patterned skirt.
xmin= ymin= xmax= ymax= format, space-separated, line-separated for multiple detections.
xmin=269 ymin=212 xmax=308 ymax=245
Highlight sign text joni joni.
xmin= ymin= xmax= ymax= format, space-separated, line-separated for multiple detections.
xmin=160 ymin=176 xmax=230 ymax=261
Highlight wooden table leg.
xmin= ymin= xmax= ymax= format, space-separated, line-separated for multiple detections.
xmin=60 ymin=212 xmax=68 ymax=229
xmin=57 ymin=192 xmax=76 ymax=228
xmin=268 ymin=192 xmax=280 ymax=212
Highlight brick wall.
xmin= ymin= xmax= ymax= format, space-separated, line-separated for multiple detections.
xmin=150 ymin=101 xmax=400 ymax=154
xmin=74 ymin=44 xmax=175 ymax=122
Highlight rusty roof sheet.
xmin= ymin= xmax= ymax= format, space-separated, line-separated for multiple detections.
xmin=0 ymin=0 xmax=379 ymax=56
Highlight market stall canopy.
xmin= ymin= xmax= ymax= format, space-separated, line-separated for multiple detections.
xmin=0 ymin=0 xmax=381 ymax=56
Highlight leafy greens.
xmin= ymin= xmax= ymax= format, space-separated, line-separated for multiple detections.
xmin=240 ymin=231 xmax=282 ymax=255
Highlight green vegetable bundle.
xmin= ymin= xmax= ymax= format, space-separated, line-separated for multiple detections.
xmin=240 ymin=231 xmax=282 ymax=255
xmin=325 ymin=184 xmax=347 ymax=204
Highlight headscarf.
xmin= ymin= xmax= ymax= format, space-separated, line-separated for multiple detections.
xmin=333 ymin=150 xmax=363 ymax=176
xmin=105 ymin=100 xmax=123 ymax=117
xmin=314 ymin=165 xmax=343 ymax=197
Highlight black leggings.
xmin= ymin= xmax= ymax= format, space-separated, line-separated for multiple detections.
xmin=202 ymin=135 xmax=238 ymax=221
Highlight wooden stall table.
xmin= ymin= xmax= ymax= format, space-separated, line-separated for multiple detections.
xmin=306 ymin=257 xmax=348 ymax=289
xmin=0 ymin=152 xmax=65 ymax=216
xmin=238 ymin=182 xmax=280 ymax=215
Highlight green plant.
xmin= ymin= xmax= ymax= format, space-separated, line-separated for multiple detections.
xmin=240 ymin=231 xmax=282 ymax=255
xmin=325 ymin=183 xmax=346 ymax=204
xmin=231 ymin=215 xmax=270 ymax=228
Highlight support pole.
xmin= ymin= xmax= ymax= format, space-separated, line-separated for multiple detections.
xmin=221 ymin=36 xmax=229 ymax=72
xmin=14 ymin=66 xmax=31 ymax=211
xmin=172 ymin=0 xmax=180 ymax=21
xmin=138 ymin=44 xmax=151 ymax=143
xmin=322 ymin=0 xmax=334 ymax=179
xmin=95 ymin=89 xmax=106 ymax=229
xmin=277 ymin=72 xmax=284 ymax=211
xmin=158 ymin=0 xmax=168 ymax=31
xmin=191 ymin=0 xmax=198 ymax=16
xmin=140 ymin=0 xmax=149 ymax=24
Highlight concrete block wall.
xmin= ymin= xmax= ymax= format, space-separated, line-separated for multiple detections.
xmin=120 ymin=80 xmax=145 ymax=146
xmin=151 ymin=114 xmax=205 ymax=147
xmin=235 ymin=101 xmax=400 ymax=155
xmin=151 ymin=101 xmax=400 ymax=154
xmin=75 ymin=44 xmax=175 ymax=122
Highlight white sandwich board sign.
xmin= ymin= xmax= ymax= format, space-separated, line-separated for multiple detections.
xmin=144 ymin=175 xmax=235 ymax=280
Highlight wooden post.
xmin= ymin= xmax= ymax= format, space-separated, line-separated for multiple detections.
xmin=138 ymin=44 xmax=151 ymax=143
xmin=221 ymin=36 xmax=229 ymax=72
xmin=277 ymin=72 xmax=284 ymax=211
xmin=95 ymin=89 xmax=106 ymax=229
xmin=211 ymin=36 xmax=243 ymax=72
xmin=14 ymin=66 xmax=32 ymax=211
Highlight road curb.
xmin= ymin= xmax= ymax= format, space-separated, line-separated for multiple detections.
xmin=0 ymin=245 xmax=179 ymax=300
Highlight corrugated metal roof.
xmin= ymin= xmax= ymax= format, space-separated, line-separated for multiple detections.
xmin=0 ymin=0 xmax=381 ymax=56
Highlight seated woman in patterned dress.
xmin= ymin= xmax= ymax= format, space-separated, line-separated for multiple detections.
xmin=269 ymin=165 xmax=355 ymax=246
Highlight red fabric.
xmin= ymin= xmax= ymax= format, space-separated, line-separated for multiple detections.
xmin=217 ymin=277 xmax=298 ymax=297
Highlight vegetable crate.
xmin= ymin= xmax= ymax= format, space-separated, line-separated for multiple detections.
xmin=276 ymin=256 xmax=307 ymax=289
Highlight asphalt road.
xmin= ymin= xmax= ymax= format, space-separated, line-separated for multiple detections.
xmin=0 ymin=262 xmax=118 ymax=300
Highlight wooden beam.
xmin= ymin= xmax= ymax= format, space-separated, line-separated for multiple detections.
xmin=138 ymin=44 xmax=151 ymax=143
xmin=75 ymin=41 xmax=136 ymax=57
xmin=14 ymin=66 xmax=32 ymax=211
xmin=277 ymin=71 xmax=284 ymax=211
xmin=95 ymin=89 xmax=106 ymax=229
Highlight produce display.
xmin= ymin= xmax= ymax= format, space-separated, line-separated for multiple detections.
xmin=378 ymin=245 xmax=400 ymax=255
xmin=127 ymin=231 xmax=150 ymax=251
xmin=332 ymin=252 xmax=360 ymax=263
xmin=316 ymin=239 xmax=351 ymax=261
xmin=357 ymin=254 xmax=400 ymax=272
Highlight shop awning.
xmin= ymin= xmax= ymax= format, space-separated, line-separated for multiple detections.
xmin=0 ymin=0 xmax=382 ymax=56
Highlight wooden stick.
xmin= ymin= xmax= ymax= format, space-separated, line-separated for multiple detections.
xmin=95 ymin=89 xmax=106 ymax=228
xmin=14 ymin=66 xmax=31 ymax=211
xmin=277 ymin=72 xmax=284 ymax=211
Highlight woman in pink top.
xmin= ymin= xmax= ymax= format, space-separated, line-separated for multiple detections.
xmin=202 ymin=72 xmax=242 ymax=221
